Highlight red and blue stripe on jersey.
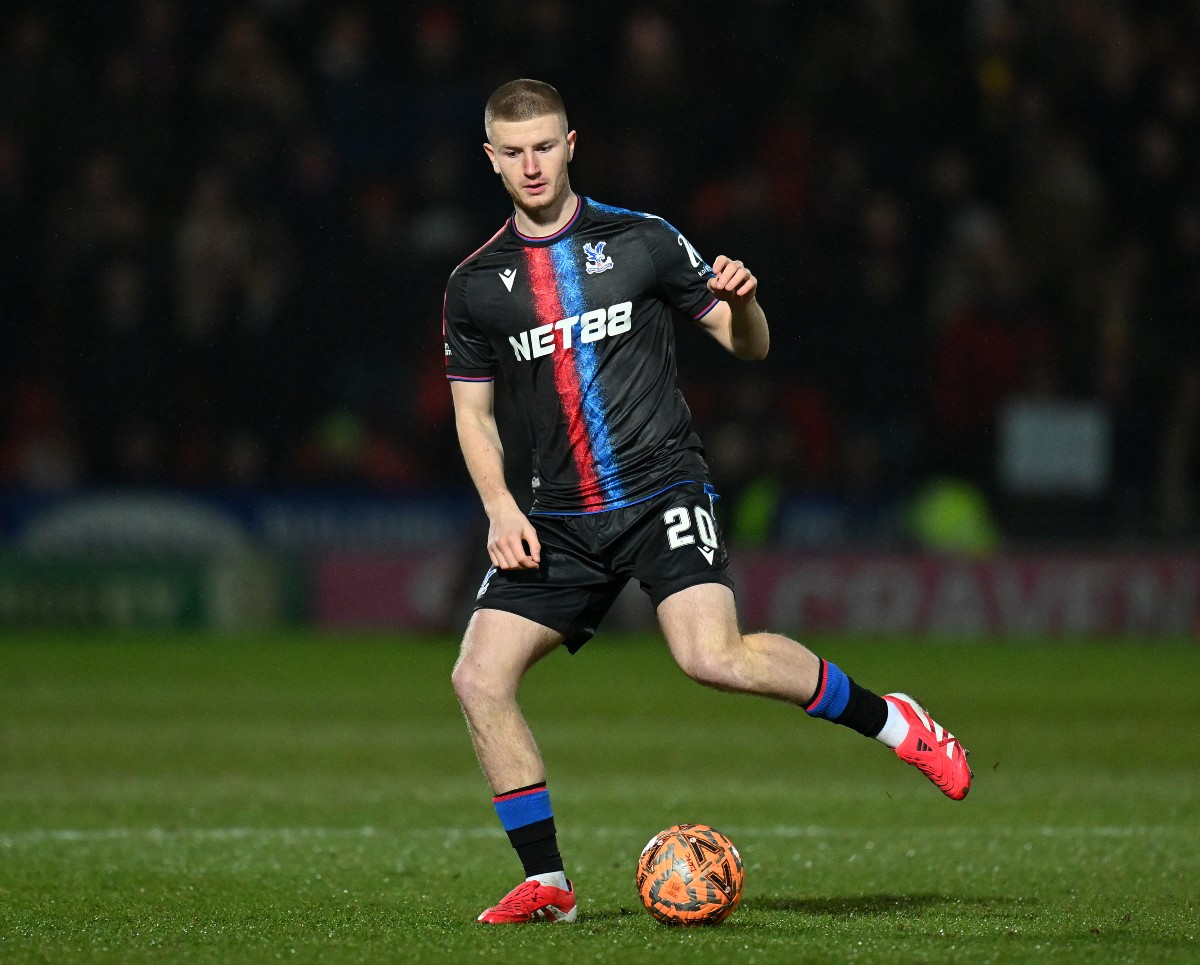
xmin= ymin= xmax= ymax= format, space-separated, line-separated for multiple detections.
xmin=524 ymin=235 xmax=624 ymax=512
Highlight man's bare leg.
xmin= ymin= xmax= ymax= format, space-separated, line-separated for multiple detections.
xmin=657 ymin=583 xmax=972 ymax=800
xmin=451 ymin=608 xmax=577 ymax=922
xmin=656 ymin=583 xmax=820 ymax=702
xmin=451 ymin=607 xmax=563 ymax=791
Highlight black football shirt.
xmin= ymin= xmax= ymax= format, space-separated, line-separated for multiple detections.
xmin=443 ymin=196 xmax=721 ymax=515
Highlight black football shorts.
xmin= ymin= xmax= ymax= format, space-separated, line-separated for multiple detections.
xmin=473 ymin=481 xmax=734 ymax=652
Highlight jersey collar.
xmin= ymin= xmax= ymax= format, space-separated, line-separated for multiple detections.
xmin=508 ymin=195 xmax=584 ymax=247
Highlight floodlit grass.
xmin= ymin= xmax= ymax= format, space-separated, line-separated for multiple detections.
xmin=0 ymin=631 xmax=1197 ymax=963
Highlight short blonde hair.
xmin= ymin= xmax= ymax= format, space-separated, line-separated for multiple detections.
xmin=484 ymin=79 xmax=568 ymax=138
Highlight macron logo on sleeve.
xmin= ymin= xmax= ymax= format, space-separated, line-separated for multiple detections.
xmin=499 ymin=268 xmax=517 ymax=291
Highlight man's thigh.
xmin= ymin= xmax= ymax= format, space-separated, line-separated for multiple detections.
xmin=655 ymin=581 xmax=741 ymax=649
xmin=458 ymin=607 xmax=565 ymax=687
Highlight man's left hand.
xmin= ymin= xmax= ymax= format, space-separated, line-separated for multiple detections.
xmin=706 ymin=255 xmax=757 ymax=303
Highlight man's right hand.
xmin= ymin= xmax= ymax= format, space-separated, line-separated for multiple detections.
xmin=486 ymin=504 xmax=541 ymax=569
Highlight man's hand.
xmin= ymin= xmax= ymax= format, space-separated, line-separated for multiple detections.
xmin=451 ymin=379 xmax=542 ymax=570
xmin=695 ymin=254 xmax=769 ymax=360
xmin=706 ymin=255 xmax=758 ymax=304
xmin=486 ymin=503 xmax=541 ymax=569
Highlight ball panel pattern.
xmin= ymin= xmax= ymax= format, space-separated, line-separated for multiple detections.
xmin=635 ymin=823 xmax=744 ymax=925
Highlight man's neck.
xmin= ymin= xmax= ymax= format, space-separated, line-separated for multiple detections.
xmin=513 ymin=191 xmax=579 ymax=238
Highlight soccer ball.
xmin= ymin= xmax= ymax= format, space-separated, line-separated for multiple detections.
xmin=635 ymin=823 xmax=745 ymax=925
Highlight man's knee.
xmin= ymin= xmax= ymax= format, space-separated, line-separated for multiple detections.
xmin=673 ymin=632 xmax=748 ymax=690
xmin=452 ymin=611 xmax=560 ymax=709
xmin=450 ymin=656 xmax=477 ymax=706
xmin=451 ymin=651 xmax=511 ymax=709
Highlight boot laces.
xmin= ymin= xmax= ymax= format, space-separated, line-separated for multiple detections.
xmin=493 ymin=881 xmax=544 ymax=914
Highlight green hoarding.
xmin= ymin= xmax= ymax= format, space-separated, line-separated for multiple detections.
xmin=0 ymin=555 xmax=305 ymax=630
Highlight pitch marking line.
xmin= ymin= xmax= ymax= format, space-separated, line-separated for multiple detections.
xmin=0 ymin=823 xmax=1185 ymax=847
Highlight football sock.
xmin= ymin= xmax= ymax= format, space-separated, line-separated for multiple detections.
xmin=528 ymin=870 xmax=569 ymax=890
xmin=803 ymin=659 xmax=889 ymax=739
xmin=874 ymin=699 xmax=909 ymax=748
xmin=492 ymin=781 xmax=564 ymax=877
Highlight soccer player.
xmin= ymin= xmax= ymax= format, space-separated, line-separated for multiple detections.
xmin=443 ymin=79 xmax=972 ymax=925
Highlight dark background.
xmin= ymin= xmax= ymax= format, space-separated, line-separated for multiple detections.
xmin=3 ymin=1 xmax=1198 ymax=547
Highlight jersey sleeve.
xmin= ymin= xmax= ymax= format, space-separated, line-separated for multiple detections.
xmin=443 ymin=267 xmax=496 ymax=380
xmin=642 ymin=218 xmax=720 ymax=321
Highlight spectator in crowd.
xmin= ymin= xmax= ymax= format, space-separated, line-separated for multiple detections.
xmin=2 ymin=1 xmax=1199 ymax=543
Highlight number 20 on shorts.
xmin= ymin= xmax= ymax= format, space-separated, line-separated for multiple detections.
xmin=662 ymin=505 xmax=719 ymax=550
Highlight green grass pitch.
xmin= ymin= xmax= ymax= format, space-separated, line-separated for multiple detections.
xmin=1 ymin=631 xmax=1197 ymax=963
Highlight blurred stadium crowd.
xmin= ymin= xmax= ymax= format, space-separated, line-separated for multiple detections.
xmin=2 ymin=1 xmax=1199 ymax=544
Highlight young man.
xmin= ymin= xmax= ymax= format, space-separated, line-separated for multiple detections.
xmin=443 ymin=79 xmax=972 ymax=925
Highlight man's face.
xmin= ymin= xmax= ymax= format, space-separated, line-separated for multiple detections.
xmin=484 ymin=113 xmax=576 ymax=217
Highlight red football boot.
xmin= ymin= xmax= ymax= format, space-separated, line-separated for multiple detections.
xmin=477 ymin=878 xmax=577 ymax=924
xmin=884 ymin=693 xmax=973 ymax=800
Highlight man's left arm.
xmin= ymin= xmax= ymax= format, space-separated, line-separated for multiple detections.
xmin=694 ymin=255 xmax=770 ymax=361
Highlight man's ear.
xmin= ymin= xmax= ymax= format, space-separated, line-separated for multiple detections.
xmin=483 ymin=141 xmax=499 ymax=173
xmin=566 ymin=130 xmax=576 ymax=162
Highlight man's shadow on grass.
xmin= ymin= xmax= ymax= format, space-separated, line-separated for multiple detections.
xmin=750 ymin=893 xmax=1025 ymax=916
xmin=594 ymin=894 xmax=1024 ymax=924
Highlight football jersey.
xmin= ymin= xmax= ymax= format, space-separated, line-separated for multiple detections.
xmin=443 ymin=196 xmax=721 ymax=515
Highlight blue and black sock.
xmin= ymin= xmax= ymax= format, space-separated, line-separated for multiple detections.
xmin=492 ymin=781 xmax=563 ymax=877
xmin=803 ymin=658 xmax=888 ymax=738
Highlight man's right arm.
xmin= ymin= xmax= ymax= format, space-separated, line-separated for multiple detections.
xmin=451 ymin=379 xmax=541 ymax=569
